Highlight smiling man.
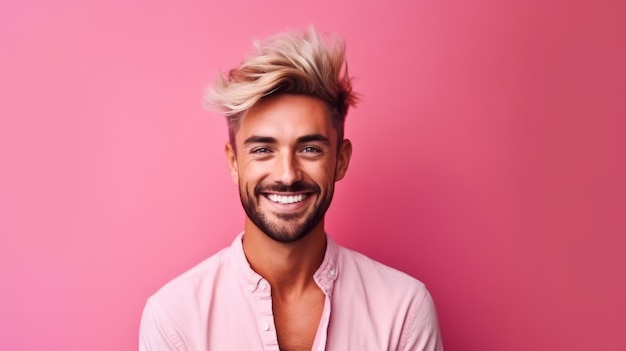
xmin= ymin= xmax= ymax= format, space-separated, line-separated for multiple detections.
xmin=139 ymin=28 xmax=443 ymax=351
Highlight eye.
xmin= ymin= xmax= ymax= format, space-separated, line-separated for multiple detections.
xmin=301 ymin=146 xmax=322 ymax=153
xmin=251 ymin=147 xmax=271 ymax=154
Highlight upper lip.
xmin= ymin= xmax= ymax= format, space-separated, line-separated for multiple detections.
xmin=263 ymin=191 xmax=311 ymax=195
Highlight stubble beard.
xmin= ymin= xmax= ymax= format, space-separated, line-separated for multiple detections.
xmin=239 ymin=181 xmax=333 ymax=243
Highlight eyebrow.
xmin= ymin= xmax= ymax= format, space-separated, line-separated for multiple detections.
xmin=243 ymin=134 xmax=331 ymax=146
xmin=297 ymin=134 xmax=331 ymax=145
xmin=243 ymin=136 xmax=277 ymax=146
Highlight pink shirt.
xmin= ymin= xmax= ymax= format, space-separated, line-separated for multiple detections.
xmin=139 ymin=234 xmax=443 ymax=350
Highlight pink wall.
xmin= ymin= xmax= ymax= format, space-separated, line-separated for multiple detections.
xmin=1 ymin=1 xmax=624 ymax=350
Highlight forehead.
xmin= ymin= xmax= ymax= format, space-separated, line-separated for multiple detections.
xmin=236 ymin=94 xmax=336 ymax=144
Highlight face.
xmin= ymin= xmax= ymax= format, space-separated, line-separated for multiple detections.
xmin=225 ymin=94 xmax=352 ymax=243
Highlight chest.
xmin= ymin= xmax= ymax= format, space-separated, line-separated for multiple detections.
xmin=202 ymin=279 xmax=410 ymax=351
xmin=272 ymin=290 xmax=325 ymax=351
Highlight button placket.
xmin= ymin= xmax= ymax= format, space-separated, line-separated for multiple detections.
xmin=253 ymin=279 xmax=279 ymax=349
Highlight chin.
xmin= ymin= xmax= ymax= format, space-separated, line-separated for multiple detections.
xmin=261 ymin=225 xmax=313 ymax=243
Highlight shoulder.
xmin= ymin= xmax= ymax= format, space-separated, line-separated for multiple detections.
xmin=148 ymin=246 xmax=233 ymax=306
xmin=139 ymin=246 xmax=236 ymax=350
xmin=334 ymin=244 xmax=435 ymax=318
xmin=336 ymin=245 xmax=426 ymax=291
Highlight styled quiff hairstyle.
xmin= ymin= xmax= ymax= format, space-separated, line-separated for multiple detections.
xmin=204 ymin=27 xmax=357 ymax=146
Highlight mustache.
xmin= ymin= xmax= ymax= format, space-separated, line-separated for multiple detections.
xmin=255 ymin=181 xmax=320 ymax=194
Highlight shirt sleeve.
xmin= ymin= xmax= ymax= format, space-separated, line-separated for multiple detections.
xmin=400 ymin=286 xmax=444 ymax=351
xmin=139 ymin=300 xmax=187 ymax=351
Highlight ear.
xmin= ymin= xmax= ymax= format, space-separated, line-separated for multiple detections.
xmin=225 ymin=142 xmax=239 ymax=185
xmin=335 ymin=139 xmax=352 ymax=182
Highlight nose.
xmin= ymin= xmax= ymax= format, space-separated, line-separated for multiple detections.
xmin=272 ymin=152 xmax=301 ymax=186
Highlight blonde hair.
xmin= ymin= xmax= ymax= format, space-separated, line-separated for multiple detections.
xmin=204 ymin=27 xmax=357 ymax=145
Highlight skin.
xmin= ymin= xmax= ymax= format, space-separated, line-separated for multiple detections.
xmin=225 ymin=94 xmax=352 ymax=350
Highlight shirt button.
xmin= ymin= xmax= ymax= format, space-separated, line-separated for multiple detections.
xmin=259 ymin=280 xmax=268 ymax=290
xmin=329 ymin=268 xmax=336 ymax=277
xmin=261 ymin=322 xmax=270 ymax=331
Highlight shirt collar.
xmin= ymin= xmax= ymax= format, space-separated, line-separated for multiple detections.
xmin=230 ymin=232 xmax=339 ymax=296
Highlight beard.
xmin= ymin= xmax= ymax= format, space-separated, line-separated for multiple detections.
xmin=239 ymin=180 xmax=333 ymax=243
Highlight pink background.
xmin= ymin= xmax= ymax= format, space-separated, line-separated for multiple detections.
xmin=1 ymin=0 xmax=624 ymax=350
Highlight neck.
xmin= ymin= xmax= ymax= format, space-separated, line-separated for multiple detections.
xmin=242 ymin=219 xmax=327 ymax=298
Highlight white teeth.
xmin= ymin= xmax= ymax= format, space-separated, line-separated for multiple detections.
xmin=267 ymin=194 xmax=306 ymax=204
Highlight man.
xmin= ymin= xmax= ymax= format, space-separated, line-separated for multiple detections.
xmin=139 ymin=27 xmax=443 ymax=351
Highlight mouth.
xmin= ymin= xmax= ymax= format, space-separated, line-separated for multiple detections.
xmin=265 ymin=193 xmax=309 ymax=204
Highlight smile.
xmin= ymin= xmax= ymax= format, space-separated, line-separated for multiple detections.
xmin=266 ymin=194 xmax=308 ymax=204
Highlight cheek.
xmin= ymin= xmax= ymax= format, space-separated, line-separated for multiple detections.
xmin=238 ymin=162 xmax=270 ymax=185
xmin=304 ymin=163 xmax=335 ymax=183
